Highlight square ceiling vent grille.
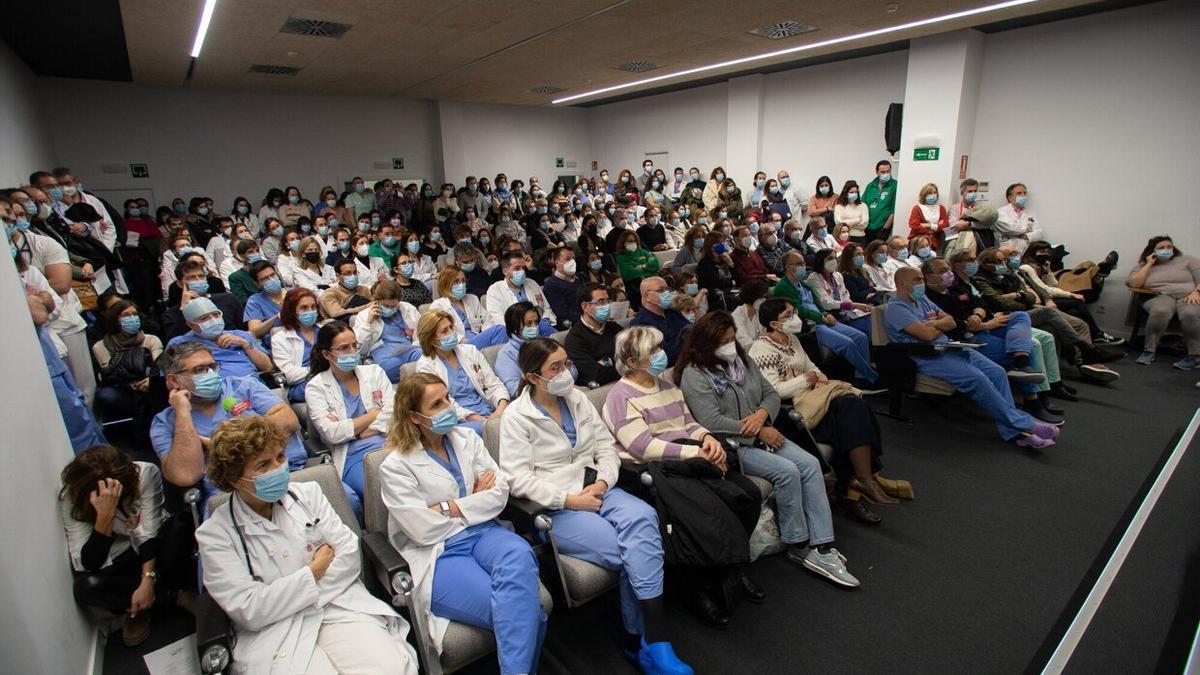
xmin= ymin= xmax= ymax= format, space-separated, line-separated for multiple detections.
xmin=279 ymin=18 xmax=353 ymax=38
xmin=249 ymin=64 xmax=301 ymax=76
xmin=748 ymin=21 xmax=817 ymax=39
xmin=530 ymin=85 xmax=564 ymax=94
xmin=617 ymin=61 xmax=661 ymax=73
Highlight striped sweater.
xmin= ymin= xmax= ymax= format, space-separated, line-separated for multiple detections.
xmin=602 ymin=376 xmax=710 ymax=463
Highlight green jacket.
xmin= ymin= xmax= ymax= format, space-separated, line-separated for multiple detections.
xmin=228 ymin=268 xmax=259 ymax=304
xmin=616 ymin=248 xmax=661 ymax=281
xmin=369 ymin=240 xmax=400 ymax=271
xmin=861 ymin=177 xmax=897 ymax=232
xmin=770 ymin=276 xmax=824 ymax=323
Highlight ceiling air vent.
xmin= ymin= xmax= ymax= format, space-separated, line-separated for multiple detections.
xmin=279 ymin=17 xmax=353 ymax=38
xmin=617 ymin=61 xmax=661 ymax=73
xmin=530 ymin=85 xmax=563 ymax=95
xmin=249 ymin=64 xmax=302 ymax=76
xmin=748 ymin=21 xmax=817 ymax=40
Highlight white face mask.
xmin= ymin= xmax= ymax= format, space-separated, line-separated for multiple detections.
xmin=776 ymin=316 xmax=805 ymax=333
xmin=562 ymin=259 xmax=577 ymax=275
xmin=355 ymin=244 xmax=369 ymax=256
xmin=715 ymin=342 xmax=738 ymax=362
xmin=823 ymin=260 xmax=837 ymax=273
xmin=542 ymin=369 xmax=575 ymax=397
xmin=763 ymin=234 xmax=778 ymax=247
xmin=625 ymin=242 xmax=637 ymax=252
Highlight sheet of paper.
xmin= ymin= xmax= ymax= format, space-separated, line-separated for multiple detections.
xmin=609 ymin=300 xmax=630 ymax=320
xmin=142 ymin=634 xmax=200 ymax=675
xmin=125 ymin=231 xmax=140 ymax=247
xmin=91 ymin=266 xmax=112 ymax=295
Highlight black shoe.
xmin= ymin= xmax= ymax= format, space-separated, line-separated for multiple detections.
xmin=740 ymin=575 xmax=767 ymax=604
xmin=693 ymin=590 xmax=731 ymax=629
xmin=1028 ymin=402 xmax=1064 ymax=425
xmin=1058 ymin=382 xmax=1078 ymax=396
xmin=1046 ymin=385 xmax=1078 ymax=402
xmin=1097 ymin=250 xmax=1119 ymax=276
xmin=1037 ymin=393 xmax=1064 ymax=415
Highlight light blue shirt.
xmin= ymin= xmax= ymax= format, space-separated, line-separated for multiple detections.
xmin=884 ymin=295 xmax=950 ymax=345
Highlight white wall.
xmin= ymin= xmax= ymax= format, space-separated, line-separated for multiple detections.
xmin=0 ymin=42 xmax=56 ymax=186
xmin=36 ymin=79 xmax=442 ymax=211
xmin=438 ymin=100 xmax=591 ymax=185
xmin=587 ymin=82 xmax=729 ymax=180
xmin=970 ymin=0 xmax=1200 ymax=332
xmin=758 ymin=50 xmax=908 ymax=194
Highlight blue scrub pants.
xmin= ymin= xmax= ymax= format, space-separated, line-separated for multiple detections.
xmin=738 ymin=440 xmax=834 ymax=546
xmin=912 ymin=348 xmax=1036 ymax=441
xmin=431 ymin=523 xmax=547 ymax=675
xmin=371 ymin=344 xmax=422 ymax=382
xmin=54 ymin=369 xmax=107 ymax=454
xmin=974 ymin=311 xmax=1037 ymax=394
xmin=546 ymin=488 xmax=663 ymax=635
xmin=816 ymin=321 xmax=878 ymax=382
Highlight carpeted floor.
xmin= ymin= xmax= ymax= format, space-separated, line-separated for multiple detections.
xmin=103 ymin=356 xmax=1200 ymax=675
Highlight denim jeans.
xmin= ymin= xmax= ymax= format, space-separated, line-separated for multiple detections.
xmin=737 ymin=439 xmax=834 ymax=546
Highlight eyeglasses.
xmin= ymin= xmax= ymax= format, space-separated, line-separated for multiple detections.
xmin=180 ymin=363 xmax=219 ymax=377
xmin=586 ymin=299 xmax=611 ymax=307
xmin=542 ymin=359 xmax=574 ymax=377
xmin=328 ymin=342 xmax=361 ymax=355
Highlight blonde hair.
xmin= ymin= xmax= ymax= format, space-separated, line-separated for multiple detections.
xmin=298 ymin=235 xmax=323 ymax=271
xmin=416 ymin=309 xmax=453 ymax=356
xmin=672 ymin=294 xmax=696 ymax=314
xmin=207 ymin=416 xmax=288 ymax=492
xmin=436 ymin=265 xmax=462 ymax=299
xmin=614 ymin=325 xmax=663 ymax=376
xmin=372 ymin=279 xmax=401 ymax=302
xmin=386 ymin=372 xmax=444 ymax=453
xmin=918 ymin=183 xmax=939 ymax=201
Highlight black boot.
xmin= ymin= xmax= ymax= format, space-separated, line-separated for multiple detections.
xmin=1037 ymin=392 xmax=1064 ymax=415
xmin=1025 ymin=396 xmax=1064 ymax=425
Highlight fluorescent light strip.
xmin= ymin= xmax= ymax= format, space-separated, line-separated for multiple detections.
xmin=190 ymin=0 xmax=218 ymax=58
xmin=552 ymin=0 xmax=1037 ymax=104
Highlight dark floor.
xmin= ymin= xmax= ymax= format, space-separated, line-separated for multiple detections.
xmin=103 ymin=356 xmax=1200 ymax=675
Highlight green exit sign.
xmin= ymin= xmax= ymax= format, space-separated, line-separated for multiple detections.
xmin=913 ymin=147 xmax=940 ymax=161
xmin=392 ymin=158 xmax=404 ymax=170
xmin=555 ymin=157 xmax=564 ymax=168
xmin=130 ymin=163 xmax=150 ymax=178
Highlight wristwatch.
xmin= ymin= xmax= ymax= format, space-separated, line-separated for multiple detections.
xmin=142 ymin=570 xmax=158 ymax=582
xmin=438 ymin=501 xmax=451 ymax=517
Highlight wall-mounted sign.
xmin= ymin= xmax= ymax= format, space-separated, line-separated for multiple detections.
xmin=392 ymin=158 xmax=405 ymax=170
xmin=130 ymin=163 xmax=150 ymax=178
xmin=913 ymin=148 xmax=940 ymax=161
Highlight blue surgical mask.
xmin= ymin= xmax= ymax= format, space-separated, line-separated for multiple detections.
xmin=191 ymin=368 xmax=223 ymax=399
xmin=338 ymin=241 xmax=351 ymax=252
xmin=288 ymin=240 xmax=301 ymax=252
xmin=964 ymin=261 xmax=980 ymax=277
xmin=878 ymin=173 xmax=892 ymax=183
xmin=521 ymin=326 xmax=539 ymax=340
xmin=372 ymin=217 xmax=382 ymax=226
xmin=685 ymin=283 xmax=698 ymax=296
xmin=301 ymin=223 xmax=311 ymax=233
xmin=422 ymin=407 xmax=459 ymax=435
xmin=1014 ymin=195 xmax=1028 ymax=208
xmin=288 ymin=195 xmax=300 ymax=205
xmin=438 ymin=333 xmax=460 ymax=351
xmin=911 ymin=283 xmax=927 ymax=300
xmin=318 ymin=226 xmax=330 ymax=236
xmin=461 ymin=262 xmax=476 ymax=273
xmin=589 ymin=258 xmax=603 ymax=270
xmin=245 ymin=464 xmax=290 ymax=503
xmin=272 ymin=227 xmax=284 ymax=238
xmin=380 ymin=306 xmax=398 ymax=318
xmin=247 ymin=253 xmax=264 ymax=263
xmin=188 ymin=279 xmax=210 ymax=295
xmin=818 ymin=186 xmax=831 ymax=196
xmin=451 ymin=282 xmax=467 ymax=299
xmin=964 ymin=192 xmax=979 ymax=204
xmin=593 ymin=304 xmax=611 ymax=322
xmin=119 ymin=315 xmax=141 ymax=335
xmin=816 ymin=227 xmax=828 ymax=239
xmin=299 ymin=309 xmax=319 ymax=326
xmin=128 ymin=207 xmax=142 ymax=217
xmin=658 ymin=290 xmax=675 ymax=308
xmin=335 ymin=353 xmax=361 ymax=372
xmin=854 ymin=255 xmax=865 ymax=268
xmin=917 ymin=247 xmax=933 ymax=260
xmin=342 ymin=275 xmax=359 ymax=290
xmin=648 ymin=349 xmax=669 ymax=375
xmin=693 ymin=239 xmax=703 ymax=250
xmin=237 ymin=205 xmax=250 ymax=215
xmin=769 ymin=186 xmax=781 ymax=195
xmin=994 ymin=265 xmax=1008 ymax=277
xmin=262 ymin=278 xmax=282 ymax=295
xmin=874 ymin=253 xmax=888 ymax=265
xmin=847 ymin=192 xmax=859 ymax=203
xmin=1155 ymin=248 xmax=1174 ymax=260
xmin=897 ymin=248 xmax=910 ymax=260
xmin=358 ymin=222 xmax=371 ymax=232
xmin=399 ymin=263 xmax=414 ymax=278
xmin=792 ymin=267 xmax=808 ymax=282
xmin=924 ymin=194 xmax=938 ymax=205
xmin=49 ymin=187 xmax=64 ymax=202
xmin=198 ymin=317 xmax=224 ymax=339
xmin=1008 ymin=256 xmax=1021 ymax=269
xmin=510 ymin=270 xmax=526 ymax=286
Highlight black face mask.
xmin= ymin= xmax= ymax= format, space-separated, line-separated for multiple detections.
xmin=304 ymin=251 xmax=321 ymax=263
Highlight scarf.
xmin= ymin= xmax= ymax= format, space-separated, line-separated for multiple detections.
xmin=103 ymin=329 xmax=144 ymax=353
xmin=706 ymin=356 xmax=746 ymax=395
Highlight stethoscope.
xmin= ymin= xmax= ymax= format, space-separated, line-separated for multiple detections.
xmin=229 ymin=489 xmax=321 ymax=583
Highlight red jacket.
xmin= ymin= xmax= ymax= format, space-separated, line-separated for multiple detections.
xmin=731 ymin=248 xmax=769 ymax=286
xmin=907 ymin=204 xmax=948 ymax=247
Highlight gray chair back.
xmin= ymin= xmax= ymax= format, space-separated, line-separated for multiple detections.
xmin=398 ymin=362 xmax=419 ymax=381
xmin=584 ymin=381 xmax=614 ymax=415
xmin=207 ymin=463 xmax=360 ymax=536
xmin=362 ymin=449 xmax=391 ymax=533
xmin=549 ymin=330 xmax=567 ymax=345
xmin=481 ymin=418 xmax=502 ymax=462
xmin=481 ymin=344 xmax=502 ymax=369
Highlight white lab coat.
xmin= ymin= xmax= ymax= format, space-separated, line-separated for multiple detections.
xmin=291 ymin=265 xmax=337 ymax=292
xmin=351 ymin=302 xmax=421 ymax=355
xmin=276 ymin=255 xmax=300 ymax=289
xmin=430 ymin=296 xmax=488 ymax=337
xmin=379 ymin=428 xmax=509 ymax=654
xmin=809 ymin=272 xmax=869 ymax=320
xmin=305 ymin=365 xmax=394 ymax=474
xmin=786 ymin=185 xmax=810 ymax=220
xmin=994 ymin=204 xmax=1044 ymax=255
xmin=354 ymin=255 xmax=391 ymax=292
xmin=196 ymin=482 xmax=415 ymax=675
xmin=732 ymin=301 xmax=765 ymax=350
xmin=271 ymin=327 xmax=316 ymax=387
xmin=206 ymin=236 xmax=234 ymax=277
xmin=414 ymin=344 xmax=509 ymax=420
xmin=498 ymin=388 xmax=621 ymax=511
xmin=159 ymin=249 xmax=217 ymax=300
xmin=484 ymin=278 xmax=556 ymax=328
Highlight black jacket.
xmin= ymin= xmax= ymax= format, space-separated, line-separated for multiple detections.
xmin=646 ymin=458 xmax=758 ymax=567
xmin=563 ymin=319 xmax=621 ymax=386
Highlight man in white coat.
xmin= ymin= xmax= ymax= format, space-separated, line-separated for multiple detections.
xmin=484 ymin=250 xmax=558 ymax=329
xmin=994 ymin=182 xmax=1044 ymax=255
xmin=778 ymin=170 xmax=809 ymax=221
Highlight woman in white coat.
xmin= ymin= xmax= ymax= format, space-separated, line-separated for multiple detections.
xmin=352 ymin=280 xmax=422 ymax=382
xmin=271 ymin=288 xmax=321 ymax=402
xmin=196 ymin=416 xmax=417 ymax=675
xmin=414 ymin=309 xmax=509 ymax=436
xmin=275 ymin=229 xmax=304 ymax=289
xmin=305 ymin=321 xmax=393 ymax=502
xmin=429 ymin=266 xmax=508 ymax=349
xmin=292 ymin=236 xmax=337 ymax=292
xmin=499 ymin=339 xmax=692 ymax=674
xmin=380 ymin=373 xmax=546 ymax=675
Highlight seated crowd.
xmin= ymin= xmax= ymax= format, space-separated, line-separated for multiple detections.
xmin=9 ymin=159 xmax=1198 ymax=674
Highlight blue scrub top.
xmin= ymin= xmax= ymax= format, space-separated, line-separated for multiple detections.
xmin=884 ymin=296 xmax=951 ymax=345
xmin=450 ymin=304 xmax=477 ymax=337
xmin=243 ymin=293 xmax=282 ymax=350
xmin=533 ymin=397 xmax=576 ymax=447
xmin=429 ymin=437 xmax=492 ymax=544
xmin=339 ymin=381 xmax=387 ymax=457
xmin=794 ymin=280 xmax=821 ymax=315
xmin=380 ymin=313 xmax=413 ymax=347
xmin=441 ymin=356 xmax=494 ymax=415
xmin=166 ymin=331 xmax=266 ymax=379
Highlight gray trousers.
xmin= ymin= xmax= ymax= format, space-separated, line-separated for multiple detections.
xmin=1143 ymin=293 xmax=1200 ymax=354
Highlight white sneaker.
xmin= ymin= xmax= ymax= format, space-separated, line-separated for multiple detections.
xmin=803 ymin=547 xmax=860 ymax=588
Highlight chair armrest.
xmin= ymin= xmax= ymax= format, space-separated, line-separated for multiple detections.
xmin=501 ymin=498 xmax=552 ymax=536
xmin=361 ymin=532 xmax=440 ymax=675
xmin=303 ymin=453 xmax=332 ymax=468
xmin=184 ymin=487 xmax=203 ymax=530
xmin=195 ymin=590 xmax=233 ymax=674
xmin=1128 ymin=286 xmax=1158 ymax=296
xmin=361 ymin=531 xmax=411 ymax=581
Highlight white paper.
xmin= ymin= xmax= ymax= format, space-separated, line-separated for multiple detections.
xmin=125 ymin=231 xmax=140 ymax=247
xmin=143 ymin=633 xmax=200 ymax=675
xmin=609 ymin=300 xmax=630 ymax=320
xmin=91 ymin=266 xmax=112 ymax=295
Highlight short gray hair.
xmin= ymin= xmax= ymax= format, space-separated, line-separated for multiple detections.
xmin=614 ymin=326 xmax=663 ymax=376
xmin=452 ymin=241 xmax=478 ymax=259
xmin=157 ymin=341 xmax=212 ymax=374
